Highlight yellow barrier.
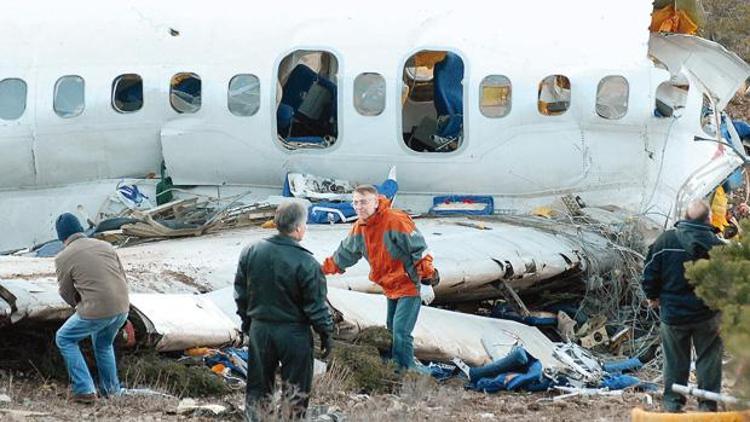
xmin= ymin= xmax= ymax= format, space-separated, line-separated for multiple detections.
xmin=632 ymin=407 xmax=750 ymax=422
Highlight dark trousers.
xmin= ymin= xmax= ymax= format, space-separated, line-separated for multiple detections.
xmin=245 ymin=321 xmax=314 ymax=421
xmin=661 ymin=314 xmax=723 ymax=412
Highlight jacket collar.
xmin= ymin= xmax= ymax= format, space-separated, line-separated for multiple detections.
xmin=64 ymin=232 xmax=86 ymax=246
xmin=674 ymin=219 xmax=717 ymax=233
xmin=267 ymin=233 xmax=312 ymax=254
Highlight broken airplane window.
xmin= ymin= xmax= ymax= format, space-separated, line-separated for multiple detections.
xmin=596 ymin=75 xmax=628 ymax=120
xmin=700 ymin=94 xmax=717 ymax=136
xmin=276 ymin=50 xmax=338 ymax=149
xmin=54 ymin=75 xmax=85 ymax=118
xmin=479 ymin=75 xmax=511 ymax=118
xmin=112 ymin=74 xmax=143 ymax=113
xmin=403 ymin=50 xmax=464 ymax=152
xmin=228 ymin=74 xmax=260 ymax=117
xmin=0 ymin=78 xmax=27 ymax=121
xmin=654 ymin=79 xmax=689 ymax=118
xmin=170 ymin=73 xmax=201 ymax=113
xmin=353 ymin=73 xmax=385 ymax=116
xmin=538 ymin=75 xmax=571 ymax=116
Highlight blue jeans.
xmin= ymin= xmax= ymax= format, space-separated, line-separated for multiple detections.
xmin=386 ymin=296 xmax=421 ymax=370
xmin=469 ymin=346 xmax=528 ymax=382
xmin=55 ymin=312 xmax=128 ymax=396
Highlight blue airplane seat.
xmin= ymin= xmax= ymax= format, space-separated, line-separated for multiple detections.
xmin=433 ymin=52 xmax=464 ymax=139
xmin=277 ymin=103 xmax=295 ymax=137
xmin=277 ymin=64 xmax=337 ymax=139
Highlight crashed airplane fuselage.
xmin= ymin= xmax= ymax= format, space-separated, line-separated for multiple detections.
xmin=1 ymin=0 xmax=749 ymax=250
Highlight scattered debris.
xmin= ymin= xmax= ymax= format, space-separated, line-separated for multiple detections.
xmin=175 ymin=398 xmax=227 ymax=416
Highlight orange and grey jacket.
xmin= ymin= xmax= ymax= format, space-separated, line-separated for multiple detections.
xmin=322 ymin=196 xmax=434 ymax=299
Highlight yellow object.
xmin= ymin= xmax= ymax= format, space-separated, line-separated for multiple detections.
xmin=531 ymin=207 xmax=557 ymax=219
xmin=631 ymin=407 xmax=750 ymax=421
xmin=185 ymin=347 xmax=215 ymax=357
xmin=414 ymin=51 xmax=447 ymax=68
xmin=261 ymin=220 xmax=276 ymax=229
xmin=480 ymin=86 xmax=510 ymax=108
xmin=210 ymin=363 xmax=226 ymax=375
xmin=710 ymin=186 xmax=729 ymax=232
xmin=650 ymin=5 xmax=698 ymax=35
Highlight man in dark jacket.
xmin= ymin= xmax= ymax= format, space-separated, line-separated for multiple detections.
xmin=234 ymin=201 xmax=333 ymax=421
xmin=642 ymin=200 xmax=724 ymax=412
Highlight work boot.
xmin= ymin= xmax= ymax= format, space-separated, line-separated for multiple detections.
xmin=71 ymin=392 xmax=96 ymax=404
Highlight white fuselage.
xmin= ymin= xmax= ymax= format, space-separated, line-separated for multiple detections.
xmin=1 ymin=0 xmax=747 ymax=250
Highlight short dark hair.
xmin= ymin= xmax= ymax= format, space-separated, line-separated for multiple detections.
xmin=274 ymin=201 xmax=307 ymax=235
xmin=353 ymin=185 xmax=378 ymax=196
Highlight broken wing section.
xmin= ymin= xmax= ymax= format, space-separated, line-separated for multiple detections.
xmin=129 ymin=293 xmax=241 ymax=352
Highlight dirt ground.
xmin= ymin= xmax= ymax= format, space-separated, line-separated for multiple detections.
xmin=0 ymin=369 xmax=670 ymax=422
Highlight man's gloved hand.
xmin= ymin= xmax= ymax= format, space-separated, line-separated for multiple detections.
xmin=420 ymin=283 xmax=435 ymax=306
xmin=420 ymin=268 xmax=440 ymax=287
xmin=319 ymin=332 xmax=333 ymax=359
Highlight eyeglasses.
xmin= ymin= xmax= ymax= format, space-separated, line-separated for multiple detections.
xmin=352 ymin=198 xmax=375 ymax=207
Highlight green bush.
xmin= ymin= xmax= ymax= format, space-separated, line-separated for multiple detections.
xmin=685 ymin=220 xmax=750 ymax=400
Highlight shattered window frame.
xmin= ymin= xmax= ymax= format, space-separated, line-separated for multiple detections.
xmin=700 ymin=93 xmax=717 ymax=136
xmin=54 ymin=75 xmax=85 ymax=119
xmin=353 ymin=73 xmax=386 ymax=116
xmin=276 ymin=49 xmax=340 ymax=150
xmin=170 ymin=72 xmax=202 ymax=114
xmin=111 ymin=74 xmax=144 ymax=114
xmin=595 ymin=75 xmax=629 ymax=120
xmin=228 ymin=74 xmax=260 ymax=117
xmin=537 ymin=74 xmax=571 ymax=116
xmin=402 ymin=49 xmax=465 ymax=153
xmin=479 ymin=75 xmax=512 ymax=118
xmin=0 ymin=78 xmax=27 ymax=121
xmin=654 ymin=79 xmax=689 ymax=119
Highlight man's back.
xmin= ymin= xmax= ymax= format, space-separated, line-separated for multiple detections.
xmin=54 ymin=236 xmax=129 ymax=319
xmin=236 ymin=234 xmax=331 ymax=333
xmin=643 ymin=220 xmax=722 ymax=324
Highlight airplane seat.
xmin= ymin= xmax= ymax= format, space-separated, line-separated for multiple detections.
xmin=277 ymin=103 xmax=295 ymax=137
xmin=277 ymin=64 xmax=337 ymax=140
xmin=433 ymin=52 xmax=464 ymax=140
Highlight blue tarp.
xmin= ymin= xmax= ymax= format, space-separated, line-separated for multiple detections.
xmin=306 ymin=179 xmax=398 ymax=224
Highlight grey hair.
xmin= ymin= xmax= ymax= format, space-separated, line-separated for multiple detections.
xmin=685 ymin=199 xmax=711 ymax=222
xmin=274 ymin=200 xmax=307 ymax=235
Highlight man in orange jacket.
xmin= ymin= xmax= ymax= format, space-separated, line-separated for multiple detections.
xmin=322 ymin=185 xmax=438 ymax=371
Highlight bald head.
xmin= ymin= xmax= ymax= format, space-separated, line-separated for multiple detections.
xmin=685 ymin=199 xmax=711 ymax=223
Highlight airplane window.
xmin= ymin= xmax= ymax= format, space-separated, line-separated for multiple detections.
xmin=170 ymin=72 xmax=201 ymax=114
xmin=700 ymin=94 xmax=716 ymax=136
xmin=228 ymin=74 xmax=260 ymax=117
xmin=654 ymin=79 xmax=689 ymax=118
xmin=596 ymin=75 xmax=628 ymax=120
xmin=0 ymin=78 xmax=27 ymax=121
xmin=479 ymin=75 xmax=511 ymax=118
xmin=54 ymin=75 xmax=85 ymax=118
xmin=403 ymin=50 xmax=464 ymax=153
xmin=353 ymin=73 xmax=385 ymax=116
xmin=112 ymin=74 xmax=143 ymax=113
xmin=276 ymin=50 xmax=338 ymax=150
xmin=538 ymin=75 xmax=571 ymax=116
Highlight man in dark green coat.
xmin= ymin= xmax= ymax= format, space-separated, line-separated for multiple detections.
xmin=642 ymin=199 xmax=724 ymax=412
xmin=234 ymin=201 xmax=333 ymax=420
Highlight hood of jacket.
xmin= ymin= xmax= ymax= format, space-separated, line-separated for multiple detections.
xmin=674 ymin=219 xmax=721 ymax=258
